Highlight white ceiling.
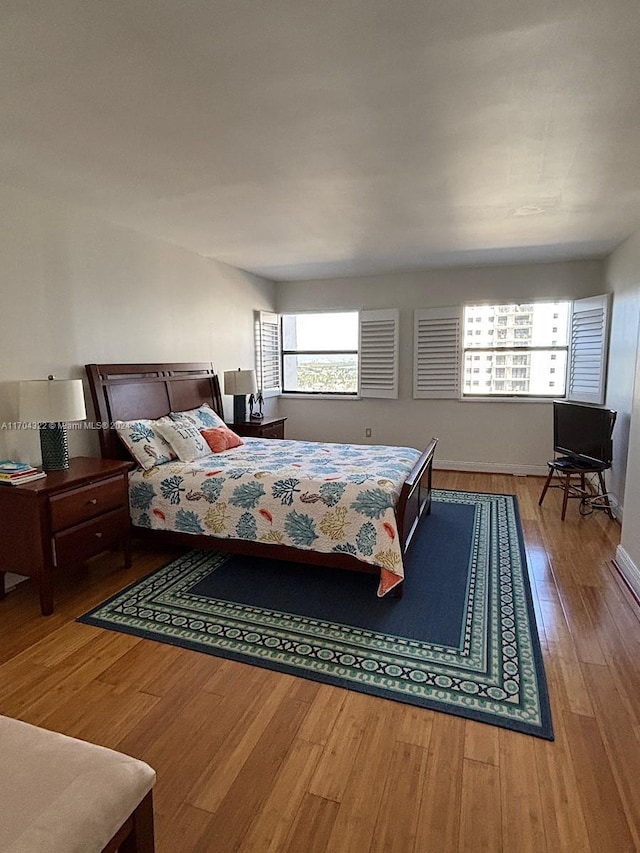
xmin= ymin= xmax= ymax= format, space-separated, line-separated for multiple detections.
xmin=2 ymin=0 xmax=640 ymax=281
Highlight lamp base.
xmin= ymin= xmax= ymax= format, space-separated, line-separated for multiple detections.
xmin=39 ymin=423 xmax=70 ymax=471
xmin=233 ymin=395 xmax=247 ymax=423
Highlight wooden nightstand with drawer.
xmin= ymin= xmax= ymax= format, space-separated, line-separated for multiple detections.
xmin=0 ymin=457 xmax=133 ymax=615
xmin=228 ymin=417 xmax=287 ymax=439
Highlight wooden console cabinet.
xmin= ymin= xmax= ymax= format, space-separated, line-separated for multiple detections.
xmin=228 ymin=416 xmax=287 ymax=439
xmin=0 ymin=457 xmax=132 ymax=615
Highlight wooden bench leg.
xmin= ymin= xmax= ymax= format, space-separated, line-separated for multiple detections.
xmin=561 ymin=473 xmax=571 ymax=521
xmin=122 ymin=791 xmax=154 ymax=853
xmin=596 ymin=471 xmax=615 ymax=519
xmin=538 ymin=466 xmax=554 ymax=506
xmin=108 ymin=790 xmax=155 ymax=853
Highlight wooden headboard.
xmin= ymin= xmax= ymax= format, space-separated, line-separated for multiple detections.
xmin=86 ymin=363 xmax=224 ymax=460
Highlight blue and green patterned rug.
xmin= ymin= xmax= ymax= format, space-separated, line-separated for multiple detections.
xmin=79 ymin=489 xmax=553 ymax=739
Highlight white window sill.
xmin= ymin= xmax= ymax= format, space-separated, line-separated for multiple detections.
xmin=460 ymin=396 xmax=561 ymax=403
xmin=281 ymin=394 xmax=560 ymax=403
xmin=280 ymin=393 xmax=361 ymax=401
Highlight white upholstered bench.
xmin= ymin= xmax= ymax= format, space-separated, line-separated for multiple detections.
xmin=0 ymin=715 xmax=156 ymax=853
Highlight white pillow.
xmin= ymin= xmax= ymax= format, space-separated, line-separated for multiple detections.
xmin=155 ymin=416 xmax=213 ymax=462
xmin=115 ymin=420 xmax=176 ymax=470
xmin=170 ymin=403 xmax=225 ymax=431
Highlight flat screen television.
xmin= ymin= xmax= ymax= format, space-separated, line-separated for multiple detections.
xmin=553 ymin=401 xmax=616 ymax=467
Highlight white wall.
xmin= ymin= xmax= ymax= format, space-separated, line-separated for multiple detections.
xmin=276 ymin=261 xmax=605 ymax=475
xmin=0 ymin=188 xmax=276 ymax=464
xmin=604 ymin=233 xmax=640 ymax=518
xmin=605 ymin=230 xmax=640 ymax=595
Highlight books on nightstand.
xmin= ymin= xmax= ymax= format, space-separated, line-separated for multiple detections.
xmin=0 ymin=460 xmax=46 ymax=485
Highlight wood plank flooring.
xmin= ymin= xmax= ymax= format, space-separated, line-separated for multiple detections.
xmin=1 ymin=471 xmax=638 ymax=852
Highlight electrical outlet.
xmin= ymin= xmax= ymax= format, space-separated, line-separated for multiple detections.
xmin=365 ymin=428 xmax=372 ymax=437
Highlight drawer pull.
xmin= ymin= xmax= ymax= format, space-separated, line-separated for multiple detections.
xmin=95 ymin=532 xmax=103 ymax=538
xmin=88 ymin=498 xmax=98 ymax=505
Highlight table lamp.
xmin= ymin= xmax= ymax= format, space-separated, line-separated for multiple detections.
xmin=223 ymin=369 xmax=257 ymax=423
xmin=19 ymin=376 xmax=87 ymax=471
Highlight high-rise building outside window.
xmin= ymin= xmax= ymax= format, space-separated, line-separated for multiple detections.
xmin=462 ymin=302 xmax=570 ymax=397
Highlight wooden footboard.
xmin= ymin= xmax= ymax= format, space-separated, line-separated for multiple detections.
xmin=396 ymin=437 xmax=438 ymax=557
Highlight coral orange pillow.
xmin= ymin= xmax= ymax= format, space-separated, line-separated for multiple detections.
xmin=201 ymin=425 xmax=245 ymax=453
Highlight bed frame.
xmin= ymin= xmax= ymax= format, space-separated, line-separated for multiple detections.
xmin=86 ymin=362 xmax=437 ymax=591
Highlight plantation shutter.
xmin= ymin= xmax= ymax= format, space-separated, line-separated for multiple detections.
xmin=257 ymin=311 xmax=281 ymax=397
xmin=359 ymin=309 xmax=399 ymax=398
xmin=567 ymin=294 xmax=610 ymax=405
xmin=413 ymin=307 xmax=461 ymax=398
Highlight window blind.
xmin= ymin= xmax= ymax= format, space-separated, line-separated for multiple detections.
xmin=257 ymin=311 xmax=282 ymax=397
xmin=567 ymin=294 xmax=610 ymax=405
xmin=359 ymin=309 xmax=399 ymax=398
xmin=413 ymin=307 xmax=461 ymax=398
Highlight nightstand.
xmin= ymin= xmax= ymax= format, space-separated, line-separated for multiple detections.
xmin=228 ymin=416 xmax=287 ymax=439
xmin=0 ymin=457 xmax=133 ymax=615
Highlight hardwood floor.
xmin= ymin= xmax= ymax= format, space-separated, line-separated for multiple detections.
xmin=1 ymin=471 xmax=638 ymax=852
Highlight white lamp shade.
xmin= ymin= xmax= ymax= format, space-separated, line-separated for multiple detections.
xmin=223 ymin=369 xmax=258 ymax=396
xmin=19 ymin=378 xmax=87 ymax=423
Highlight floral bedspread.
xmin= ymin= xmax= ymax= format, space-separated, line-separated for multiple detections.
xmin=128 ymin=438 xmax=421 ymax=596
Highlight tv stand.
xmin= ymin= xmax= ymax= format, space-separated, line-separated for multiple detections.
xmin=538 ymin=458 xmax=614 ymax=521
xmin=551 ymin=456 xmax=574 ymax=467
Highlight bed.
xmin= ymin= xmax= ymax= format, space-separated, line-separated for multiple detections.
xmin=86 ymin=362 xmax=437 ymax=596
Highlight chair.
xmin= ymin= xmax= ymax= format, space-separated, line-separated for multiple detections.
xmin=0 ymin=715 xmax=156 ymax=853
xmin=538 ymin=458 xmax=613 ymax=521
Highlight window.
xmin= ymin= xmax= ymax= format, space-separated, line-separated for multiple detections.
xmin=513 ymin=328 xmax=531 ymax=339
xmin=278 ymin=309 xmax=399 ymax=397
xmin=413 ymin=294 xmax=610 ymax=403
xmin=462 ymin=302 xmax=570 ymax=397
xmin=281 ymin=312 xmax=359 ymax=394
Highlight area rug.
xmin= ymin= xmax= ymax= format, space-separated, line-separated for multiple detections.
xmin=79 ymin=489 xmax=553 ymax=739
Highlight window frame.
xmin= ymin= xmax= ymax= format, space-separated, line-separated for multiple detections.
xmin=460 ymin=300 xmax=571 ymax=400
xmin=280 ymin=310 xmax=360 ymax=397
